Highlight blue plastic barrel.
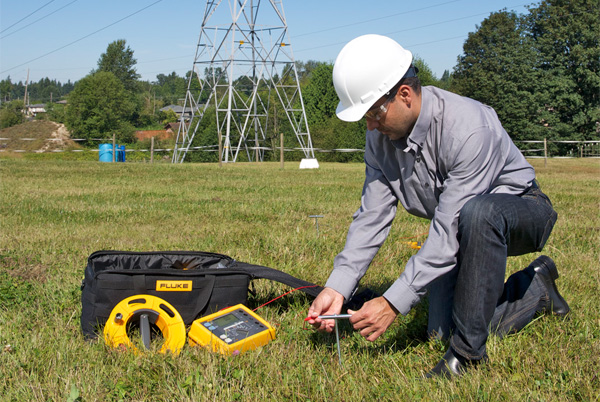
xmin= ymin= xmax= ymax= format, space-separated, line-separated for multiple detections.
xmin=99 ymin=143 xmax=113 ymax=162
xmin=119 ymin=145 xmax=126 ymax=162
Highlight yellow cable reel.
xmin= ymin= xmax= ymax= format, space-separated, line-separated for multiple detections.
xmin=103 ymin=295 xmax=186 ymax=355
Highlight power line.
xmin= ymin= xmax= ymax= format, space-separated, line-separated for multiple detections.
xmin=43 ymin=5 xmax=529 ymax=80
xmin=296 ymin=13 xmax=487 ymax=53
xmin=0 ymin=0 xmax=56 ymax=34
xmin=407 ymin=34 xmax=468 ymax=49
xmin=0 ymin=0 xmax=164 ymax=76
xmin=385 ymin=11 xmax=498 ymax=36
xmin=137 ymin=55 xmax=192 ymax=65
xmin=139 ymin=2 xmax=508 ymax=79
xmin=295 ymin=3 xmax=531 ymax=54
xmin=0 ymin=0 xmax=79 ymax=40
xmin=294 ymin=0 xmax=463 ymax=38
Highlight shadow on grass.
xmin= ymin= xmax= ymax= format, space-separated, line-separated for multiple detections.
xmin=248 ymin=282 xmax=436 ymax=356
xmin=304 ymin=301 xmax=433 ymax=357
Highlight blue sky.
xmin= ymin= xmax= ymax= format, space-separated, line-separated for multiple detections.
xmin=0 ymin=0 xmax=536 ymax=84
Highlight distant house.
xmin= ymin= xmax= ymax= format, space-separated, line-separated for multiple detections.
xmin=27 ymin=104 xmax=46 ymax=116
xmin=165 ymin=122 xmax=181 ymax=135
xmin=159 ymin=104 xmax=202 ymax=120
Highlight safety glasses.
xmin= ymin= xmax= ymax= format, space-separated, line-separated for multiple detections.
xmin=364 ymin=85 xmax=400 ymax=121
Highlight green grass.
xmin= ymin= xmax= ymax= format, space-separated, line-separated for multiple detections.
xmin=0 ymin=158 xmax=598 ymax=401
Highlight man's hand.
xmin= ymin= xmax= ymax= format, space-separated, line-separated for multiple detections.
xmin=348 ymin=296 xmax=399 ymax=342
xmin=306 ymin=287 xmax=345 ymax=333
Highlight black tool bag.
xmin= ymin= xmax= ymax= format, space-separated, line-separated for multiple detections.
xmin=81 ymin=250 xmax=323 ymax=340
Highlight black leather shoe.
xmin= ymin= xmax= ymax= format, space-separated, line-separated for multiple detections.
xmin=425 ymin=348 xmax=487 ymax=378
xmin=531 ymin=256 xmax=570 ymax=317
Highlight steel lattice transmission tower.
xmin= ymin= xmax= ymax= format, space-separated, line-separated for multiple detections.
xmin=172 ymin=0 xmax=318 ymax=167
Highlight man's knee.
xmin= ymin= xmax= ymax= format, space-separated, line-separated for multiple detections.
xmin=459 ymin=195 xmax=503 ymax=234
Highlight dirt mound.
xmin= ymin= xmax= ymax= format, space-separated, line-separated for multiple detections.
xmin=0 ymin=120 xmax=79 ymax=153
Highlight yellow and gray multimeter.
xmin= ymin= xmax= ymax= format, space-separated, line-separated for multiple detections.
xmin=188 ymin=304 xmax=276 ymax=355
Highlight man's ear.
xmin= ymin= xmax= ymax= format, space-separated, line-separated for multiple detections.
xmin=398 ymin=85 xmax=413 ymax=105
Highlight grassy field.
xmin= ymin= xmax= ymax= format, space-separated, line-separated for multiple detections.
xmin=0 ymin=157 xmax=598 ymax=401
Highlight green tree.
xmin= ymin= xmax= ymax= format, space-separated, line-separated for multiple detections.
xmin=451 ymin=1 xmax=599 ymax=145
xmin=0 ymin=77 xmax=26 ymax=102
xmin=204 ymin=67 xmax=227 ymax=86
xmin=296 ymin=60 xmax=325 ymax=85
xmin=451 ymin=10 xmax=542 ymax=140
xmin=413 ymin=57 xmax=438 ymax=87
xmin=311 ymin=116 xmax=366 ymax=162
xmin=96 ymin=39 xmax=140 ymax=93
xmin=158 ymin=109 xmax=178 ymax=124
xmin=234 ymin=75 xmax=254 ymax=97
xmin=438 ymin=70 xmax=452 ymax=90
xmin=301 ymin=63 xmax=337 ymax=127
xmin=154 ymin=72 xmax=188 ymax=105
xmin=0 ymin=100 xmax=25 ymax=129
xmin=526 ymin=0 xmax=600 ymax=140
xmin=45 ymin=102 xmax=66 ymax=124
xmin=27 ymin=77 xmax=61 ymax=103
xmin=1 ymin=77 xmax=14 ymax=102
xmin=187 ymin=107 xmax=219 ymax=163
xmin=185 ymin=70 xmax=203 ymax=100
xmin=64 ymin=71 xmax=135 ymax=143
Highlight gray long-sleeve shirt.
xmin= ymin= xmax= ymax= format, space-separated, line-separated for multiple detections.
xmin=324 ymin=86 xmax=535 ymax=315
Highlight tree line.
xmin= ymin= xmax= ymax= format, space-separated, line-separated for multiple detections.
xmin=0 ymin=77 xmax=75 ymax=104
xmin=452 ymin=0 xmax=599 ymax=155
xmin=1 ymin=0 xmax=597 ymax=159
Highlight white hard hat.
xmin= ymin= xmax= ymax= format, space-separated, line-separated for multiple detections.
xmin=333 ymin=34 xmax=413 ymax=122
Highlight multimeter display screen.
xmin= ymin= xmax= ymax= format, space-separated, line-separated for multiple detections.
xmin=213 ymin=313 xmax=239 ymax=328
xmin=190 ymin=305 xmax=275 ymax=352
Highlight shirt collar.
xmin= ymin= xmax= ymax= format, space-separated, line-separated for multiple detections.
xmin=402 ymin=87 xmax=433 ymax=153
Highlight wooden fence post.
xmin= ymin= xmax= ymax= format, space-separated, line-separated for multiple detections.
xmin=544 ymin=138 xmax=547 ymax=167
xmin=218 ymin=130 xmax=223 ymax=168
xmin=280 ymin=133 xmax=284 ymax=169
xmin=112 ymin=132 xmax=116 ymax=163
xmin=255 ymin=137 xmax=259 ymax=163
xmin=150 ymin=136 xmax=155 ymax=164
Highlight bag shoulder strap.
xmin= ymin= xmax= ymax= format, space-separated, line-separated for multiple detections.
xmin=231 ymin=262 xmax=323 ymax=298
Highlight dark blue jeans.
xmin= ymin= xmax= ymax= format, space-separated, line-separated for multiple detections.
xmin=426 ymin=183 xmax=558 ymax=360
